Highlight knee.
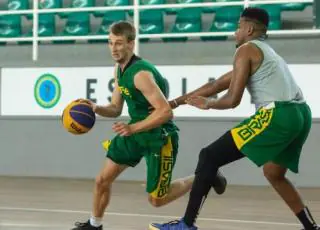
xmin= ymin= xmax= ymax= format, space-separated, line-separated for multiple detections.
xmin=198 ymin=147 xmax=210 ymax=166
xmin=95 ymin=174 xmax=112 ymax=192
xmin=263 ymin=166 xmax=285 ymax=182
xmin=148 ymin=196 xmax=165 ymax=208
xmin=196 ymin=147 xmax=216 ymax=174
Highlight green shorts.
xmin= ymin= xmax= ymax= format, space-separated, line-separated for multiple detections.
xmin=231 ymin=102 xmax=312 ymax=173
xmin=102 ymin=129 xmax=179 ymax=199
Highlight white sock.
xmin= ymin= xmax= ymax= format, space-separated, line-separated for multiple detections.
xmin=90 ymin=216 xmax=102 ymax=227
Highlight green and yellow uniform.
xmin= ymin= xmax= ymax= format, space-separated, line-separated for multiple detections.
xmin=231 ymin=40 xmax=312 ymax=173
xmin=103 ymin=55 xmax=179 ymax=198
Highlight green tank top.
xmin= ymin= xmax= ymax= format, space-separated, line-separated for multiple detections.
xmin=117 ymin=55 xmax=178 ymax=143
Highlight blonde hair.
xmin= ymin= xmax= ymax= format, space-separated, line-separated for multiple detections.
xmin=110 ymin=21 xmax=136 ymax=41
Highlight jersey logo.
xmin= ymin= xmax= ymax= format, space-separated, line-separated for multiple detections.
xmin=150 ymin=137 xmax=173 ymax=199
xmin=231 ymin=108 xmax=274 ymax=150
xmin=118 ymin=86 xmax=132 ymax=98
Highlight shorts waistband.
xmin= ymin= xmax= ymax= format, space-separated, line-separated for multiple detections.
xmin=263 ymin=101 xmax=305 ymax=109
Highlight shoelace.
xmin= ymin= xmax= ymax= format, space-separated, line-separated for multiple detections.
xmin=162 ymin=220 xmax=181 ymax=226
xmin=74 ymin=221 xmax=89 ymax=227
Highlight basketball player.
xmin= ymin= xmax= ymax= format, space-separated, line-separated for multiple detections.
xmin=150 ymin=7 xmax=319 ymax=230
xmin=71 ymin=21 xmax=226 ymax=230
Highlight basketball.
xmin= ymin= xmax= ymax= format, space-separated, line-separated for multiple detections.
xmin=62 ymin=100 xmax=96 ymax=135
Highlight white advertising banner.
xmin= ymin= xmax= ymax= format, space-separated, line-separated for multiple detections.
xmin=1 ymin=65 xmax=319 ymax=118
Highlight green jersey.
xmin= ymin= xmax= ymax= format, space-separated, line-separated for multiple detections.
xmin=116 ymin=55 xmax=178 ymax=138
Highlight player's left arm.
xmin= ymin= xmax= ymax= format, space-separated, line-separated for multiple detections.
xmin=131 ymin=71 xmax=173 ymax=133
xmin=187 ymin=44 xmax=252 ymax=110
xmin=112 ymin=71 xmax=173 ymax=136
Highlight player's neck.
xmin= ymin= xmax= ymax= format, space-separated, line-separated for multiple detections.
xmin=119 ymin=53 xmax=134 ymax=71
xmin=247 ymin=33 xmax=265 ymax=42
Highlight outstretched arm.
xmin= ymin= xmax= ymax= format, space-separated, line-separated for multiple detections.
xmin=187 ymin=44 xmax=252 ymax=110
xmin=172 ymin=70 xmax=233 ymax=108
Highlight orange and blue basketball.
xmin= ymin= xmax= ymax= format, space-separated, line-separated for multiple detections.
xmin=62 ymin=100 xmax=96 ymax=135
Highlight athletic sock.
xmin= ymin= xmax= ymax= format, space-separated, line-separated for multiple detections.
xmin=90 ymin=216 xmax=102 ymax=227
xmin=297 ymin=206 xmax=317 ymax=230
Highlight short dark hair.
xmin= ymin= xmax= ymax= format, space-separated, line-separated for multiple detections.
xmin=241 ymin=7 xmax=269 ymax=28
xmin=110 ymin=21 xmax=136 ymax=41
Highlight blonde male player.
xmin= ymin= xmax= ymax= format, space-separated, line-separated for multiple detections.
xmin=71 ymin=21 xmax=226 ymax=230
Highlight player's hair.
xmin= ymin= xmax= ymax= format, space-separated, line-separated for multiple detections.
xmin=110 ymin=21 xmax=136 ymax=42
xmin=241 ymin=7 xmax=269 ymax=28
xmin=241 ymin=7 xmax=269 ymax=39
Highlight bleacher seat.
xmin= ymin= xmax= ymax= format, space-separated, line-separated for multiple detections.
xmin=94 ymin=0 xmax=129 ymax=18
xmin=257 ymin=4 xmax=281 ymax=30
xmin=281 ymin=3 xmax=310 ymax=11
xmin=128 ymin=0 xmax=165 ymax=42
xmin=27 ymin=0 xmax=62 ymax=19
xmin=37 ymin=15 xmax=55 ymax=37
xmin=54 ymin=13 xmax=90 ymax=43
xmin=202 ymin=6 xmax=242 ymax=41
xmin=44 ymin=0 xmax=62 ymax=8
xmin=19 ymin=16 xmax=56 ymax=45
xmin=38 ymin=0 xmax=60 ymax=38
xmin=129 ymin=0 xmax=164 ymax=17
xmin=0 ymin=0 xmax=29 ymax=42
xmin=8 ymin=0 xmax=29 ymax=14
xmin=163 ymin=8 xmax=201 ymax=42
xmin=89 ymin=11 xmax=126 ymax=43
xmin=203 ymin=0 xmax=242 ymax=14
xmin=54 ymin=0 xmax=93 ymax=43
xmin=97 ymin=11 xmax=126 ymax=35
xmin=24 ymin=0 xmax=61 ymax=37
xmin=91 ymin=0 xmax=128 ymax=43
xmin=166 ymin=0 xmax=202 ymax=15
xmin=0 ymin=15 xmax=21 ymax=39
xmin=59 ymin=0 xmax=94 ymax=19
xmin=139 ymin=10 xmax=163 ymax=42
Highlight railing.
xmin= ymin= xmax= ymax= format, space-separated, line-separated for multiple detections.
xmin=0 ymin=0 xmax=316 ymax=61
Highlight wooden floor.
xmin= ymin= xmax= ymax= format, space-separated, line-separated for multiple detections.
xmin=0 ymin=176 xmax=319 ymax=230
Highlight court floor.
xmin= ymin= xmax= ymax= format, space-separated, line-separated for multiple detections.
xmin=0 ymin=176 xmax=319 ymax=230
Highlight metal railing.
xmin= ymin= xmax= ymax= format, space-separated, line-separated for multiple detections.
xmin=0 ymin=0 xmax=316 ymax=61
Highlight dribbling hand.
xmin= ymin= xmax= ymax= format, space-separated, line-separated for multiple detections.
xmin=75 ymin=98 xmax=98 ymax=113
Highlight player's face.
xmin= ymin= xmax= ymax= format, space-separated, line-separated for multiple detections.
xmin=108 ymin=33 xmax=134 ymax=64
xmin=235 ymin=18 xmax=250 ymax=48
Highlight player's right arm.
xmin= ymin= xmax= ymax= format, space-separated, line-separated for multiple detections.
xmin=94 ymin=78 xmax=124 ymax=118
xmin=171 ymin=70 xmax=232 ymax=108
xmin=88 ymin=67 xmax=124 ymax=118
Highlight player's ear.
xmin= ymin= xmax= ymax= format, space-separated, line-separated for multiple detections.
xmin=247 ymin=23 xmax=255 ymax=36
xmin=128 ymin=39 xmax=135 ymax=50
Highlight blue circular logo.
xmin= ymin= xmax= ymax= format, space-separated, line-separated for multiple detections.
xmin=34 ymin=74 xmax=61 ymax=109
